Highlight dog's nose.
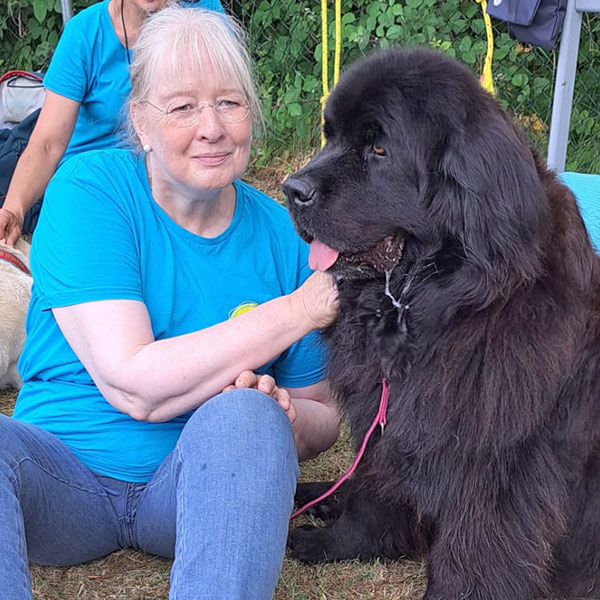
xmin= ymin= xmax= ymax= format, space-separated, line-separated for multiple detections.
xmin=282 ymin=177 xmax=318 ymax=207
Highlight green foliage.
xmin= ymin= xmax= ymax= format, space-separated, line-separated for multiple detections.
xmin=229 ymin=0 xmax=600 ymax=172
xmin=1 ymin=0 xmax=598 ymax=171
xmin=0 ymin=0 xmax=94 ymax=71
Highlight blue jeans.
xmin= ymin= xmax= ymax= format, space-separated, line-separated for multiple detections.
xmin=0 ymin=389 xmax=299 ymax=600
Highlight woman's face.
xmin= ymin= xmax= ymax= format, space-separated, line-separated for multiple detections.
xmin=132 ymin=58 xmax=252 ymax=195
xmin=128 ymin=0 xmax=170 ymax=14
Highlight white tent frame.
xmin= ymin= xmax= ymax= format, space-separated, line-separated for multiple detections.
xmin=60 ymin=0 xmax=73 ymax=24
xmin=543 ymin=0 xmax=599 ymax=171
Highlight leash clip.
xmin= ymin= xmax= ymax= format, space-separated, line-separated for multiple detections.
xmin=378 ymin=378 xmax=389 ymax=436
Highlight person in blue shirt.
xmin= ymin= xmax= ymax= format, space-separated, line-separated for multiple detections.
xmin=0 ymin=0 xmax=223 ymax=245
xmin=0 ymin=7 xmax=340 ymax=599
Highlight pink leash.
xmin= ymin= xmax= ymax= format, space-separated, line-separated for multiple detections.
xmin=290 ymin=378 xmax=390 ymax=520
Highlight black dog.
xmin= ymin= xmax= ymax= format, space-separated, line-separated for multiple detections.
xmin=283 ymin=48 xmax=600 ymax=600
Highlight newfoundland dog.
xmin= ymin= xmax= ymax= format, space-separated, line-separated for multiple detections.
xmin=282 ymin=48 xmax=600 ymax=600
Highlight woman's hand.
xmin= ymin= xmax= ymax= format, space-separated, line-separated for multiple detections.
xmin=290 ymin=270 xmax=339 ymax=330
xmin=223 ymin=370 xmax=296 ymax=424
xmin=0 ymin=207 xmax=24 ymax=246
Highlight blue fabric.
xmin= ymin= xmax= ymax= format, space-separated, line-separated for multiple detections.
xmin=486 ymin=0 xmax=566 ymax=51
xmin=0 ymin=390 xmax=298 ymax=599
xmin=43 ymin=0 xmax=224 ymax=167
xmin=486 ymin=0 xmax=541 ymax=26
xmin=13 ymin=148 xmax=326 ymax=483
xmin=560 ymin=172 xmax=600 ymax=253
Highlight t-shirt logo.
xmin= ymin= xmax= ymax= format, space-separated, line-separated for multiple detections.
xmin=228 ymin=301 xmax=258 ymax=319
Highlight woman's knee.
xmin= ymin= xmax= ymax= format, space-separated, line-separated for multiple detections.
xmin=191 ymin=389 xmax=291 ymax=434
xmin=177 ymin=389 xmax=299 ymax=501
xmin=179 ymin=389 xmax=297 ymax=466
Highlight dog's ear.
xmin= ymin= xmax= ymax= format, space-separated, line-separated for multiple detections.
xmin=429 ymin=110 xmax=551 ymax=302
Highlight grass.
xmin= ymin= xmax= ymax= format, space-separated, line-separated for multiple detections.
xmin=1 ymin=389 xmax=428 ymax=599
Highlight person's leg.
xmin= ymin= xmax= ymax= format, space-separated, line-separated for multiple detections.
xmin=0 ymin=415 xmax=123 ymax=600
xmin=134 ymin=389 xmax=299 ymax=600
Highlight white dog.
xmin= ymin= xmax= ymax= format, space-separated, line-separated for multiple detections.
xmin=0 ymin=238 xmax=32 ymax=390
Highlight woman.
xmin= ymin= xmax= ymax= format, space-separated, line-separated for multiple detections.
xmin=0 ymin=7 xmax=339 ymax=600
xmin=0 ymin=0 xmax=223 ymax=245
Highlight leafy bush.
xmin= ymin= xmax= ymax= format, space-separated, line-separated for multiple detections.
xmin=1 ymin=0 xmax=598 ymax=171
xmin=0 ymin=0 xmax=94 ymax=71
xmin=230 ymin=0 xmax=600 ymax=171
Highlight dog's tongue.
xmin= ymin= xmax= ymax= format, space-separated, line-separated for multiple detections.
xmin=309 ymin=239 xmax=340 ymax=271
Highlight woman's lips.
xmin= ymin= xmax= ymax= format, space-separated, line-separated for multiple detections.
xmin=192 ymin=152 xmax=231 ymax=166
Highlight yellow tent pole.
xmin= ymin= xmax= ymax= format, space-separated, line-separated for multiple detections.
xmin=476 ymin=0 xmax=496 ymax=96
xmin=320 ymin=0 xmax=342 ymax=146
xmin=320 ymin=0 xmax=329 ymax=147
xmin=334 ymin=0 xmax=341 ymax=86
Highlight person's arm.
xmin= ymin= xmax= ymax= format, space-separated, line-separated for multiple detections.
xmin=0 ymin=90 xmax=79 ymax=244
xmin=52 ymin=270 xmax=338 ymax=423
xmin=286 ymin=379 xmax=340 ymax=461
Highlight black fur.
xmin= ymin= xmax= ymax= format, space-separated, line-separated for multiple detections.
xmin=283 ymin=48 xmax=600 ymax=600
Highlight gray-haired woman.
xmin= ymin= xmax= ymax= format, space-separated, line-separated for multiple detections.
xmin=1 ymin=7 xmax=339 ymax=599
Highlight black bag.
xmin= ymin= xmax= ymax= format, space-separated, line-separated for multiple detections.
xmin=0 ymin=108 xmax=43 ymax=234
xmin=486 ymin=0 xmax=568 ymax=51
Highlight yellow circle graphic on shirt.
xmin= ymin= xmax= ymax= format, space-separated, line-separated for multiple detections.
xmin=228 ymin=301 xmax=259 ymax=319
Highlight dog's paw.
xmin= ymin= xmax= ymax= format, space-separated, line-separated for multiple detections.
xmin=288 ymin=524 xmax=334 ymax=564
xmin=294 ymin=481 xmax=344 ymax=521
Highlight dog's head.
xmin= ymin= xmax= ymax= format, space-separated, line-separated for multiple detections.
xmin=283 ymin=48 xmax=555 ymax=292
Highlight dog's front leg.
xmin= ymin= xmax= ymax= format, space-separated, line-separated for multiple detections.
xmin=423 ymin=524 xmax=548 ymax=600
xmin=289 ymin=485 xmax=427 ymax=564
xmin=294 ymin=481 xmax=346 ymax=521
xmin=422 ymin=455 xmax=569 ymax=600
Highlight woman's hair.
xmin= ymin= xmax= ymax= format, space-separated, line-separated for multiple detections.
xmin=126 ymin=5 xmax=262 ymax=146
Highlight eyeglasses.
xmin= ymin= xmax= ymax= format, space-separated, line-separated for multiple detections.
xmin=142 ymin=99 xmax=251 ymax=127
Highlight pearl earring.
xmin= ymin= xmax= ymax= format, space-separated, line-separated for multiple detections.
xmin=143 ymin=144 xmax=152 ymax=153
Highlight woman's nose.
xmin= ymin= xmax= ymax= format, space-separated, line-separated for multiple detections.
xmin=193 ymin=105 xmax=225 ymax=140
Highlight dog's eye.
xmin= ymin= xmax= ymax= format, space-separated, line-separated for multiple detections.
xmin=371 ymin=144 xmax=387 ymax=157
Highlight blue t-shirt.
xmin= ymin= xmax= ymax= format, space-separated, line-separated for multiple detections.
xmin=43 ymin=0 xmax=224 ymax=166
xmin=13 ymin=149 xmax=326 ymax=482
xmin=560 ymin=172 xmax=600 ymax=253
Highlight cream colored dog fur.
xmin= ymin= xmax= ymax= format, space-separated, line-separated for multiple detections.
xmin=0 ymin=237 xmax=32 ymax=390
